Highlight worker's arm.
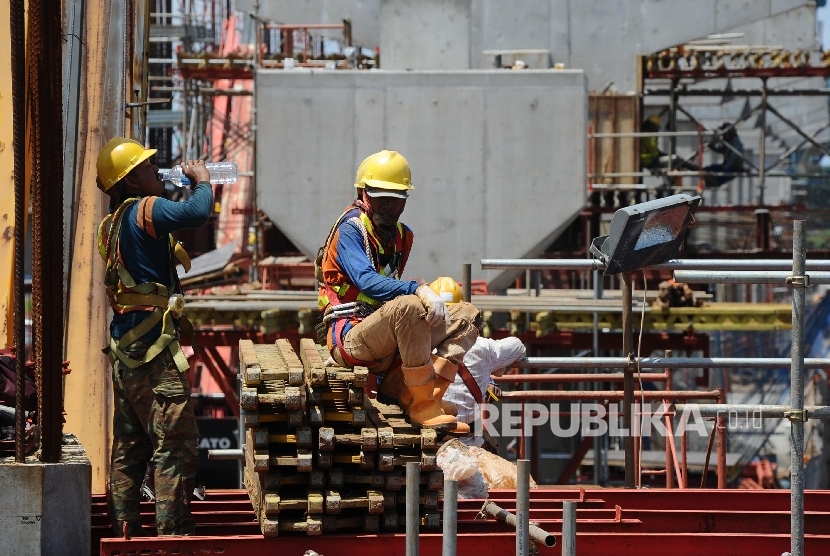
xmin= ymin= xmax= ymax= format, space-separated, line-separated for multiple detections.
xmin=334 ymin=220 xmax=420 ymax=301
xmin=145 ymin=183 xmax=214 ymax=238
xmin=482 ymin=336 xmax=527 ymax=371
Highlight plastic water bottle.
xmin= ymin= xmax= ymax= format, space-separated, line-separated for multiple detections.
xmin=160 ymin=161 xmax=239 ymax=187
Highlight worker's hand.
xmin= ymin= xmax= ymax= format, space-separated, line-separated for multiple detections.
xmin=416 ymin=285 xmax=451 ymax=327
xmin=183 ymin=159 xmax=210 ymax=186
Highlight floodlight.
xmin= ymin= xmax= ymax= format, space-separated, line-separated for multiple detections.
xmin=589 ymin=194 xmax=701 ymax=275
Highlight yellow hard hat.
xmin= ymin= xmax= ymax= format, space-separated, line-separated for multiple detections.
xmin=354 ymin=150 xmax=414 ymax=196
xmin=646 ymin=114 xmax=662 ymax=127
xmin=429 ymin=277 xmax=462 ymax=305
xmin=96 ymin=137 xmax=157 ymax=192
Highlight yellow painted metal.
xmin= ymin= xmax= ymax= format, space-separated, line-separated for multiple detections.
xmin=63 ymin=0 xmax=135 ymax=492
xmin=0 ymin=0 xmax=15 ymax=346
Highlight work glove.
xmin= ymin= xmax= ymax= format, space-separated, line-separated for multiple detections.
xmin=416 ymin=285 xmax=452 ymax=327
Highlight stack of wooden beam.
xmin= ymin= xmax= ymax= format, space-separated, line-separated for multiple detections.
xmin=240 ymin=338 xmax=443 ymax=537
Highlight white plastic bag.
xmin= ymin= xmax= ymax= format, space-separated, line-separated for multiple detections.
xmin=436 ymin=438 xmax=479 ymax=481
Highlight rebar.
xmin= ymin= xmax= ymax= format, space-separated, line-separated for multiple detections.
xmin=11 ymin=0 xmax=26 ymax=464
xmin=791 ymin=220 xmax=806 ymax=556
xmin=562 ymin=500 xmax=577 ymax=556
xmin=516 ymin=459 xmax=529 ymax=556
xmin=442 ymin=479 xmax=458 ymax=556
xmin=406 ymin=462 xmax=420 ymax=556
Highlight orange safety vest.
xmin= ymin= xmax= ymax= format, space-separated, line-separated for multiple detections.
xmin=316 ymin=205 xmax=413 ymax=359
xmin=97 ymin=197 xmax=194 ymax=372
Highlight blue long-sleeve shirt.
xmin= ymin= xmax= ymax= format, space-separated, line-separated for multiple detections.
xmin=110 ymin=183 xmax=214 ymax=343
xmin=331 ymin=215 xmax=419 ymax=301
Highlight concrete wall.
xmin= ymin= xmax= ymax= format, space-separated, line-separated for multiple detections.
xmin=255 ymin=69 xmax=587 ymax=289
xmin=380 ymin=0 xmax=471 ymax=70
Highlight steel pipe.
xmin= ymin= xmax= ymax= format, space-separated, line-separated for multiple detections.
xmin=516 ymin=460 xmax=530 ymax=556
xmin=791 ymin=220 xmax=807 ymax=556
xmin=494 ymin=373 xmax=668 ymax=384
xmin=442 ymin=479 xmax=458 ymax=556
xmin=674 ymin=404 xmax=830 ymax=419
xmin=406 ymin=462 xmax=420 ymax=556
xmin=480 ymin=502 xmax=556 ymax=548
xmin=675 ymin=270 xmax=830 ymax=284
xmin=481 ymin=258 xmax=830 ymax=272
xmin=462 ymin=264 xmax=472 ymax=303
xmin=208 ymin=449 xmax=244 ymax=460
xmin=562 ymin=501 xmax=577 ymax=556
xmin=499 ymin=390 xmax=721 ymax=401
xmin=516 ymin=357 xmax=830 ymax=369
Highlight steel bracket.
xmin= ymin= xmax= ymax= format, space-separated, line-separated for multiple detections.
xmin=786 ymin=274 xmax=810 ymax=288
xmin=785 ymin=409 xmax=808 ymax=422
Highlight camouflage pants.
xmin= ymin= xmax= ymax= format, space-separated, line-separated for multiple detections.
xmin=109 ymin=345 xmax=199 ymax=536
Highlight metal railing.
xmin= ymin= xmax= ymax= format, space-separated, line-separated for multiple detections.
xmin=482 ymin=220 xmax=829 ymax=556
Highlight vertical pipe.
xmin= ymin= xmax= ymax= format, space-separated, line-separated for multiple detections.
xmin=516 ymin=459 xmax=530 ymax=556
xmin=759 ymin=79 xmax=767 ymax=207
xmin=668 ymin=81 xmax=677 ymax=173
xmin=11 ymin=0 xmax=26 ymax=464
xmin=406 ymin=462 xmax=420 ymax=556
xmin=665 ymin=351 xmax=674 ymax=489
xmin=250 ymin=10 xmax=260 ymax=282
xmin=681 ymin=429 xmax=688 ymax=488
xmin=791 ymin=219 xmax=806 ymax=556
xmin=462 ymin=264 xmax=472 ymax=303
xmin=593 ymin=268 xmax=602 ymax=486
xmin=442 ymin=479 xmax=458 ymax=556
xmin=562 ymin=500 xmax=577 ymax=556
xmin=717 ymin=388 xmax=726 ymax=489
xmin=519 ymin=403 xmax=526 ymax=459
xmin=622 ymin=272 xmax=635 ymax=488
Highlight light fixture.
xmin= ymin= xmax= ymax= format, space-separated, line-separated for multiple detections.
xmin=590 ymin=194 xmax=701 ymax=275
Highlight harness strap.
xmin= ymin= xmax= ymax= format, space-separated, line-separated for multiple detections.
xmin=457 ymin=363 xmax=484 ymax=404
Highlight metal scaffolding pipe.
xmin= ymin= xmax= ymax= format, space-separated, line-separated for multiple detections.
xmin=675 ymin=270 xmax=830 ymax=284
xmin=494 ymin=373 xmax=667 ymax=384
xmin=499 ymin=390 xmax=721 ymax=401
xmin=480 ymin=502 xmax=556 ymax=548
xmin=406 ymin=462 xmax=420 ymax=556
xmin=515 ymin=357 xmax=830 ymax=369
xmin=442 ymin=479 xmax=458 ymax=556
xmin=622 ymin=272 xmax=635 ymax=488
xmin=462 ymin=264 xmax=472 ymax=303
xmin=481 ymin=258 xmax=830 ymax=272
xmin=673 ymin=404 xmax=830 ymax=419
xmin=516 ymin=460 xmax=530 ymax=556
xmin=791 ymin=220 xmax=807 ymax=556
xmin=207 ymin=449 xmax=245 ymax=460
xmin=562 ymin=500 xmax=577 ymax=556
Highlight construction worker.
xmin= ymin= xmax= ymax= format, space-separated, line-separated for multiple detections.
xmin=96 ymin=137 xmax=213 ymax=536
xmin=704 ymin=122 xmax=744 ymax=188
xmin=316 ymin=151 xmax=479 ymax=432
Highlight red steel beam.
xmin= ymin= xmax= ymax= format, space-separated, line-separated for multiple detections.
xmin=197 ymin=345 xmax=240 ymax=416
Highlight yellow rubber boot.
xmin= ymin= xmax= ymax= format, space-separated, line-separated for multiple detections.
xmin=431 ymin=355 xmax=459 ymax=415
xmin=400 ymin=385 xmax=457 ymax=416
xmin=402 ymin=364 xmax=457 ymax=429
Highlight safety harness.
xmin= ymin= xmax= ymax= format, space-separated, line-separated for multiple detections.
xmin=98 ymin=197 xmax=195 ymax=373
xmin=315 ymin=206 xmax=409 ymax=368
xmin=457 ymin=363 xmax=484 ymax=404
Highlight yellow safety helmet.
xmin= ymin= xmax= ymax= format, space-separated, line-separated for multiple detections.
xmin=354 ymin=150 xmax=414 ymax=197
xmin=646 ymin=114 xmax=662 ymax=127
xmin=429 ymin=276 xmax=463 ymax=305
xmin=96 ymin=137 xmax=157 ymax=192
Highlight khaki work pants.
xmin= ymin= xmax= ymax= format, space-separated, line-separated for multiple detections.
xmin=109 ymin=345 xmax=199 ymax=536
xmin=334 ymin=294 xmax=479 ymax=371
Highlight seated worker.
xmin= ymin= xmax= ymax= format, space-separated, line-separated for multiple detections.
xmin=317 ymin=151 xmax=478 ymax=432
xmin=704 ymin=122 xmax=744 ymax=188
